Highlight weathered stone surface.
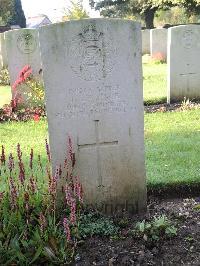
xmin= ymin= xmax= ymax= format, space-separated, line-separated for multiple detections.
xmin=0 ymin=32 xmax=8 ymax=69
xmin=142 ymin=29 xmax=150 ymax=55
xmin=39 ymin=19 xmax=146 ymax=214
xmin=167 ymin=25 xmax=200 ymax=103
xmin=5 ymin=29 xmax=42 ymax=103
xmin=150 ymin=28 xmax=168 ymax=60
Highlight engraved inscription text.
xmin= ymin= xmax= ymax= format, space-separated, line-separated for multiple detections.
xmin=55 ymin=85 xmax=128 ymax=118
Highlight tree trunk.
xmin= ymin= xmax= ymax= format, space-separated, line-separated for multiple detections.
xmin=144 ymin=8 xmax=157 ymax=29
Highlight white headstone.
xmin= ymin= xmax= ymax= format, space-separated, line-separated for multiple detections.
xmin=168 ymin=25 xmax=200 ymax=103
xmin=0 ymin=33 xmax=8 ymax=70
xmin=10 ymin=25 xmax=21 ymax=29
xmin=142 ymin=29 xmax=150 ymax=54
xmin=150 ymin=28 xmax=168 ymax=60
xmin=39 ymin=19 xmax=146 ymax=214
xmin=5 ymin=29 xmax=42 ymax=104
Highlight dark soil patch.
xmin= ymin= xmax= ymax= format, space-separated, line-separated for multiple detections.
xmin=148 ymin=183 xmax=200 ymax=199
xmin=75 ymin=197 xmax=200 ymax=265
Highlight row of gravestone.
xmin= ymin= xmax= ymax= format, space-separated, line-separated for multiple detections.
xmin=0 ymin=20 xmax=199 ymax=213
xmin=143 ymin=25 xmax=200 ymax=102
xmin=142 ymin=28 xmax=168 ymax=58
xmin=1 ymin=24 xmax=199 ymax=105
xmin=0 ymin=19 xmax=147 ymax=214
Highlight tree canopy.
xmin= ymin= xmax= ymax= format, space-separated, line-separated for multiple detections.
xmin=90 ymin=0 xmax=200 ymax=28
xmin=0 ymin=0 xmax=13 ymax=25
xmin=63 ymin=0 xmax=89 ymax=20
xmin=0 ymin=0 xmax=26 ymax=27
xmin=176 ymin=0 xmax=200 ymax=14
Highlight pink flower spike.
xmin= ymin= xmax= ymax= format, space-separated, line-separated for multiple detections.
xmin=45 ymin=139 xmax=51 ymax=162
xmin=0 ymin=145 xmax=6 ymax=166
xmin=70 ymin=198 xmax=76 ymax=225
xmin=29 ymin=175 xmax=37 ymax=193
xmin=9 ymin=176 xmax=18 ymax=210
xmin=39 ymin=212 xmax=47 ymax=233
xmin=65 ymin=184 xmax=72 ymax=206
xmin=63 ymin=218 xmax=71 ymax=241
xmin=68 ymin=136 xmax=75 ymax=167
xmin=24 ymin=69 xmax=32 ymax=80
xmin=17 ymin=143 xmax=22 ymax=162
xmin=29 ymin=148 xmax=33 ymax=170
xmin=8 ymin=153 xmax=14 ymax=173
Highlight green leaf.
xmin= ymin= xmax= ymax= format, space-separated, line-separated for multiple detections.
xmin=30 ymin=245 xmax=43 ymax=264
xmin=165 ymin=226 xmax=177 ymax=236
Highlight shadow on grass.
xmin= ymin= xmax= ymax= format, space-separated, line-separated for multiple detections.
xmin=144 ymin=97 xmax=167 ymax=106
xmin=148 ymin=182 xmax=200 ymax=199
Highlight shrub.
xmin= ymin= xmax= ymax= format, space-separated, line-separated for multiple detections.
xmin=135 ymin=215 xmax=177 ymax=243
xmin=79 ymin=212 xmax=119 ymax=238
xmin=0 ymin=105 xmax=46 ymax=123
xmin=0 ymin=65 xmax=45 ymax=123
xmin=151 ymin=52 xmax=166 ymax=64
xmin=12 ymin=65 xmax=45 ymax=109
xmin=0 ymin=137 xmax=83 ymax=264
xmin=0 ymin=68 xmax=10 ymax=86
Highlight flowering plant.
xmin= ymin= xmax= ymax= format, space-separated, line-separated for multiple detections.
xmin=0 ymin=67 xmax=10 ymax=85
xmin=151 ymin=52 xmax=166 ymax=64
xmin=0 ymin=105 xmax=46 ymax=123
xmin=12 ymin=65 xmax=45 ymax=109
xmin=0 ymin=137 xmax=83 ymax=264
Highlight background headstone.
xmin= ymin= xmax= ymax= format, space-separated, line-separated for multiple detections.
xmin=142 ymin=29 xmax=150 ymax=55
xmin=39 ymin=19 xmax=146 ymax=214
xmin=5 ymin=29 xmax=42 ymax=104
xmin=167 ymin=25 xmax=200 ymax=103
xmin=150 ymin=28 xmax=168 ymax=60
xmin=0 ymin=32 xmax=8 ymax=70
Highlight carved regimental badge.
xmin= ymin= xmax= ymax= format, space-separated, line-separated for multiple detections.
xmin=68 ymin=25 xmax=115 ymax=81
xmin=17 ymin=33 xmax=37 ymax=54
xmin=182 ymin=30 xmax=195 ymax=49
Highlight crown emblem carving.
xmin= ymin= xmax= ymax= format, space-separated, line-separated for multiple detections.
xmin=81 ymin=25 xmax=102 ymax=42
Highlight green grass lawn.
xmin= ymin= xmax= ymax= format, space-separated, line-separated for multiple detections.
xmin=0 ymin=85 xmax=11 ymax=108
xmin=1 ymin=109 xmax=200 ymax=189
xmin=145 ymin=109 xmax=200 ymax=188
xmin=143 ymin=62 xmax=167 ymax=105
xmin=0 ymin=120 xmax=49 ymax=190
xmin=0 ymin=119 xmax=48 ymax=164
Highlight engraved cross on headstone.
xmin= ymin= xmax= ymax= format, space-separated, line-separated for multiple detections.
xmin=180 ymin=63 xmax=197 ymax=91
xmin=78 ymin=120 xmax=118 ymax=188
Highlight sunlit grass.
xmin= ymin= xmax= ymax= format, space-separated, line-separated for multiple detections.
xmin=0 ymin=85 xmax=11 ymax=107
xmin=1 ymin=109 xmax=200 ymax=189
xmin=145 ymin=109 xmax=200 ymax=187
xmin=143 ymin=62 xmax=167 ymax=105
